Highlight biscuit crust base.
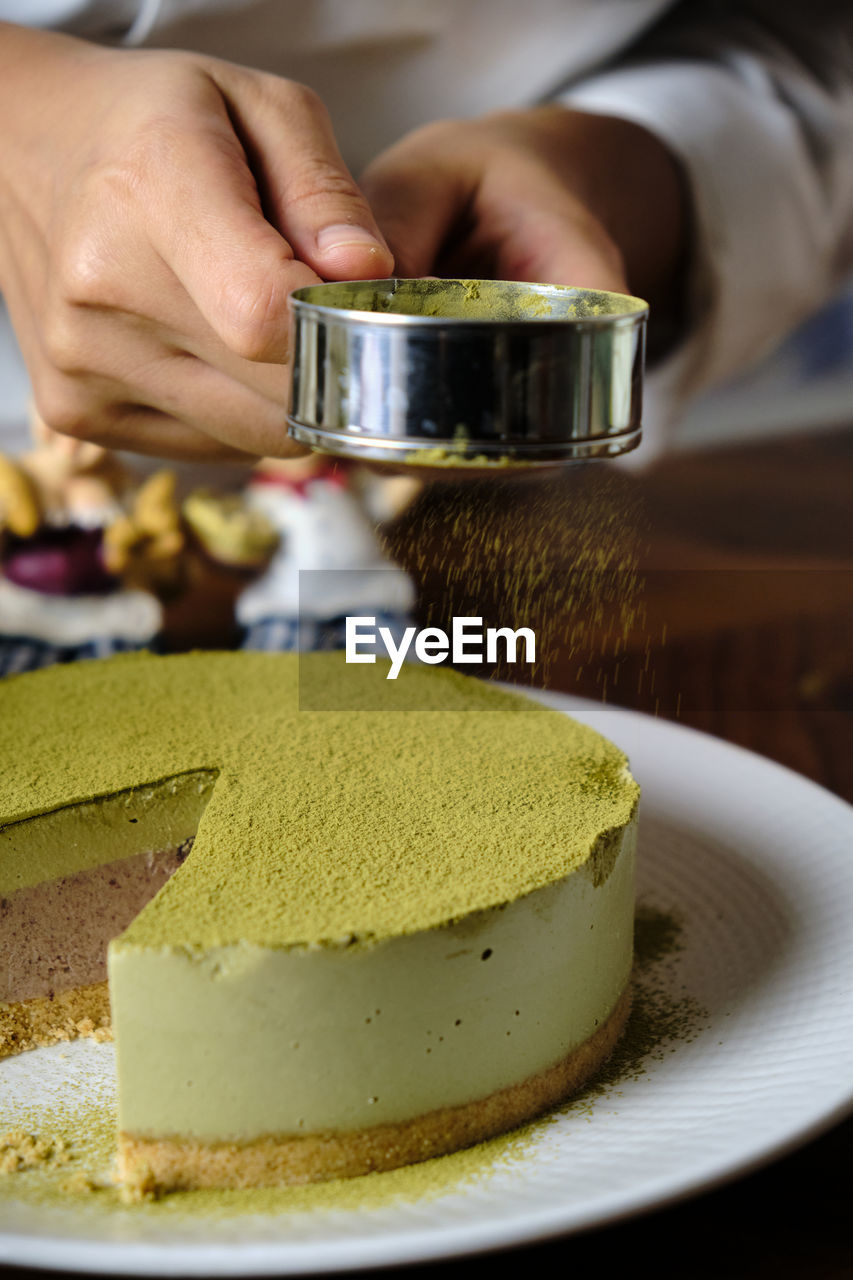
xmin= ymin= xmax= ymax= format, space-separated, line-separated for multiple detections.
xmin=118 ymin=983 xmax=631 ymax=1192
xmin=0 ymin=981 xmax=112 ymax=1059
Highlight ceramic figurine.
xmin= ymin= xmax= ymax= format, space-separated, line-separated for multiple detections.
xmin=235 ymin=454 xmax=417 ymax=652
xmin=0 ymin=414 xmax=177 ymax=675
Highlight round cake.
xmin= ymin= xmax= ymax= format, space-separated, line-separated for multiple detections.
xmin=0 ymin=651 xmax=638 ymax=1190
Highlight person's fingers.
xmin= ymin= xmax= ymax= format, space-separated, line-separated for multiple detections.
xmin=119 ymin=110 xmax=318 ymax=364
xmin=360 ymin=124 xmax=474 ymax=277
xmin=124 ymin=74 xmax=393 ymax=367
xmin=474 ymin=172 xmax=629 ymax=292
xmin=34 ymin=62 xmax=391 ymax=376
xmin=30 ymin=338 xmax=309 ymax=460
xmin=99 ymin=405 xmax=306 ymax=463
xmin=0 ymin=35 xmax=392 ymax=461
xmin=363 ymin=119 xmax=629 ymax=293
xmin=32 ymin=367 xmax=310 ymax=462
xmin=209 ymin=66 xmax=394 ymax=282
xmin=9 ymin=219 xmax=307 ymax=459
xmin=14 ymin=203 xmax=295 ymax=414
xmin=133 ymin=353 xmax=298 ymax=457
xmin=71 ymin=408 xmax=257 ymax=463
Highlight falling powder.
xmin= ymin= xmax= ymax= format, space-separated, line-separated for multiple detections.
xmin=382 ymin=464 xmax=648 ymax=692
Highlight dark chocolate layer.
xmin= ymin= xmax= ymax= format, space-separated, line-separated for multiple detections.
xmin=0 ymin=843 xmax=190 ymax=1002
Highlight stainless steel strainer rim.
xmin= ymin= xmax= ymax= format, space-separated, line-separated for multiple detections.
xmin=287 ymin=278 xmax=649 ymax=467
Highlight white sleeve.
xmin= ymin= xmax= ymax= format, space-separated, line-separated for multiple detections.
xmin=0 ymin=1 xmax=251 ymax=43
xmin=0 ymin=1 xmax=137 ymax=38
xmin=559 ymin=2 xmax=853 ymax=431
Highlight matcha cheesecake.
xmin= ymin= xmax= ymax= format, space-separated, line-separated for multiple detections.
xmin=0 ymin=652 xmax=638 ymax=1188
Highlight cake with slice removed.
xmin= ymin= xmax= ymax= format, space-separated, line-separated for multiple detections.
xmin=0 ymin=651 xmax=638 ymax=1189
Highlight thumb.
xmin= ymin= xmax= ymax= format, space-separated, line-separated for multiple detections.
xmin=146 ymin=73 xmax=393 ymax=364
xmin=213 ymin=67 xmax=394 ymax=282
xmin=143 ymin=110 xmax=318 ymax=362
xmin=360 ymin=138 xmax=474 ymax=278
xmin=494 ymin=195 xmax=630 ymax=294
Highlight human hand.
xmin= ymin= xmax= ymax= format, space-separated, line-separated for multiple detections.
xmin=0 ymin=25 xmax=393 ymax=461
xmin=361 ymin=107 xmax=685 ymax=325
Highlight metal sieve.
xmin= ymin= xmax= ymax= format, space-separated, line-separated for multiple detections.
xmin=287 ymin=278 xmax=648 ymax=468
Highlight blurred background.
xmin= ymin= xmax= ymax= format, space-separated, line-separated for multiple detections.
xmin=675 ymin=280 xmax=853 ymax=450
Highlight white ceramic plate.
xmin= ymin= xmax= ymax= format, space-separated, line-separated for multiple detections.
xmin=2 ymin=693 xmax=853 ymax=1275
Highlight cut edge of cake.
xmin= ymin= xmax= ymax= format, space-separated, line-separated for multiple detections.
xmin=0 ymin=653 xmax=640 ymax=1190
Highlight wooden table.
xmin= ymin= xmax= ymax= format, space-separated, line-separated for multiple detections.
xmin=384 ymin=424 xmax=853 ymax=1278
xmin=3 ymin=425 xmax=852 ymax=1280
